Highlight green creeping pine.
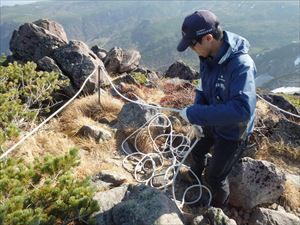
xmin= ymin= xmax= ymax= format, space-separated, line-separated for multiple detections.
xmin=0 ymin=61 xmax=69 ymax=145
xmin=0 ymin=149 xmax=100 ymax=225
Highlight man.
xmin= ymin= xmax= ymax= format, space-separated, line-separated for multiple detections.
xmin=177 ymin=10 xmax=256 ymax=208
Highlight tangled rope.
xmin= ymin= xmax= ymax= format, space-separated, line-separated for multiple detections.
xmin=119 ymin=113 xmax=212 ymax=208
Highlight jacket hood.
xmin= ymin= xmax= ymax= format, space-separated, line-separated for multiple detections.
xmin=218 ymin=31 xmax=250 ymax=64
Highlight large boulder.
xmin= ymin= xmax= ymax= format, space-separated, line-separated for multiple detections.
xmin=9 ymin=19 xmax=67 ymax=61
xmin=229 ymin=157 xmax=286 ymax=209
xmin=93 ymin=184 xmax=184 ymax=225
xmin=249 ymin=207 xmax=300 ymax=225
xmin=104 ymin=47 xmax=141 ymax=74
xmin=117 ymin=102 xmax=164 ymax=131
xmin=165 ymin=60 xmax=199 ymax=80
xmin=53 ymin=40 xmax=109 ymax=92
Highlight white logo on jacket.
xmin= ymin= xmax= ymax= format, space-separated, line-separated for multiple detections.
xmin=215 ymin=74 xmax=226 ymax=91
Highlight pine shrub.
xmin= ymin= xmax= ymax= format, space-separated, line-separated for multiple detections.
xmin=131 ymin=72 xmax=147 ymax=85
xmin=0 ymin=149 xmax=99 ymax=225
xmin=0 ymin=62 xmax=69 ymax=145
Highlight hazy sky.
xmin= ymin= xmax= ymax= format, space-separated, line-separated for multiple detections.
xmin=1 ymin=1 xmax=37 ymax=6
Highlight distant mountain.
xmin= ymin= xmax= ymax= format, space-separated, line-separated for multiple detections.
xmin=1 ymin=0 xmax=299 ymax=88
xmin=254 ymin=42 xmax=300 ymax=89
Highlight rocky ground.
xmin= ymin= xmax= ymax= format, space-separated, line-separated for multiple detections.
xmin=6 ymin=19 xmax=300 ymax=225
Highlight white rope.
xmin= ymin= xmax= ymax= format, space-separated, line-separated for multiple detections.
xmin=0 ymin=67 xmax=97 ymax=160
xmin=256 ymin=94 xmax=300 ymax=119
xmin=120 ymin=113 xmax=212 ymax=208
xmin=99 ymin=68 xmax=212 ymax=208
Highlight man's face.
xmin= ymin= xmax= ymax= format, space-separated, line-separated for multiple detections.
xmin=189 ymin=34 xmax=213 ymax=58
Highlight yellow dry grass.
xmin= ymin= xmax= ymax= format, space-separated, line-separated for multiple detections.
xmin=255 ymin=138 xmax=300 ymax=174
xmin=279 ymin=181 xmax=300 ymax=210
xmin=10 ymin=93 xmax=129 ymax=178
xmin=13 ymin=124 xmax=75 ymax=163
xmin=256 ymin=99 xmax=281 ymax=123
xmin=57 ymin=93 xmax=123 ymax=134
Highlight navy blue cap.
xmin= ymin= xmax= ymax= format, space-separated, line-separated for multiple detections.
xmin=177 ymin=10 xmax=219 ymax=52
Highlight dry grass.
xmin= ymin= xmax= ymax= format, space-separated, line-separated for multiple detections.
xmin=279 ymin=181 xmax=300 ymax=210
xmin=58 ymin=93 xmax=123 ymax=134
xmin=256 ymin=99 xmax=281 ymax=123
xmin=255 ymin=138 xmax=300 ymax=174
xmin=10 ymin=93 xmax=127 ymax=178
xmin=13 ymin=124 xmax=75 ymax=163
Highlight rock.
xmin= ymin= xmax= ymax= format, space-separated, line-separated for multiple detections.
xmin=262 ymin=94 xmax=299 ymax=115
xmin=53 ymin=40 xmax=109 ymax=91
xmin=119 ymin=49 xmax=141 ymax=73
xmin=111 ymin=185 xmax=184 ymax=225
xmin=147 ymin=70 xmax=160 ymax=82
xmin=132 ymin=66 xmax=149 ymax=74
xmin=93 ymin=170 xmax=127 ymax=185
xmin=91 ymin=179 xmax=112 ymax=191
xmin=93 ymin=185 xmax=129 ymax=225
xmin=117 ymin=102 xmax=164 ymax=130
xmin=91 ymin=45 xmax=107 ymax=60
xmin=37 ymin=56 xmax=63 ymax=74
xmin=249 ymin=207 xmax=300 ymax=225
xmin=165 ymin=60 xmax=199 ymax=80
xmin=270 ymin=203 xmax=278 ymax=210
xmin=9 ymin=20 xmax=67 ymax=61
xmin=192 ymin=215 xmax=209 ymax=225
xmin=93 ymin=184 xmax=184 ymax=225
xmin=193 ymin=207 xmax=237 ymax=225
xmin=229 ymin=157 xmax=286 ymax=209
xmin=285 ymin=172 xmax=300 ymax=188
xmin=77 ymin=124 xmax=112 ymax=142
xmin=36 ymin=56 xmax=77 ymax=106
xmin=104 ymin=47 xmax=141 ymax=74
xmin=112 ymin=73 xmax=140 ymax=86
xmin=33 ymin=19 xmax=68 ymax=43
xmin=272 ymin=118 xmax=300 ymax=147
xmin=104 ymin=47 xmax=122 ymax=74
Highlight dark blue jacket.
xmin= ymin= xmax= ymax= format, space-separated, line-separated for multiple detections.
xmin=186 ymin=31 xmax=256 ymax=141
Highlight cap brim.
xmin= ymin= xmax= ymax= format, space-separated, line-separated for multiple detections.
xmin=177 ymin=37 xmax=192 ymax=52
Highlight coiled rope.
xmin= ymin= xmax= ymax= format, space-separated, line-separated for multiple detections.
xmin=100 ymin=66 xmax=212 ymax=208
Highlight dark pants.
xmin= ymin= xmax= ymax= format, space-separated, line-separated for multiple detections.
xmin=191 ymin=128 xmax=245 ymax=208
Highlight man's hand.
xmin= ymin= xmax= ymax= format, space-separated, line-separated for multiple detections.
xmin=192 ymin=125 xmax=204 ymax=139
xmin=179 ymin=107 xmax=189 ymax=123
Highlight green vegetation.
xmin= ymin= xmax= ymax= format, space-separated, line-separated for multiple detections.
xmin=280 ymin=93 xmax=300 ymax=112
xmin=131 ymin=72 xmax=147 ymax=85
xmin=0 ymin=149 xmax=99 ymax=225
xmin=0 ymin=54 xmax=6 ymax=65
xmin=0 ymin=62 xmax=68 ymax=145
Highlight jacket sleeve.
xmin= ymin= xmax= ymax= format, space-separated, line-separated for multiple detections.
xmin=186 ymin=58 xmax=256 ymax=126
xmin=194 ymin=79 xmax=208 ymax=105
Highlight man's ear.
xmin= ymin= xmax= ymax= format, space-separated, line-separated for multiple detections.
xmin=206 ymin=34 xmax=214 ymax=41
